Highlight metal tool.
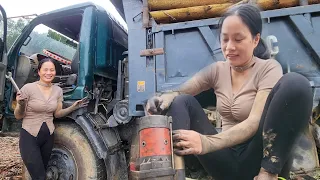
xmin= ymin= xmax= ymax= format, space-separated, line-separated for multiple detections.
xmin=5 ymin=72 xmax=20 ymax=92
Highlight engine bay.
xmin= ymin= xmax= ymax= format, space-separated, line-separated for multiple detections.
xmin=16 ymin=49 xmax=78 ymax=93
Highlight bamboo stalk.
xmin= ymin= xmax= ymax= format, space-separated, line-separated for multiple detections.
xmin=150 ymin=3 xmax=233 ymax=23
xmin=148 ymin=0 xmax=241 ymax=10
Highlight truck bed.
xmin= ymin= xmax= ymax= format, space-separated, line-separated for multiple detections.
xmin=121 ymin=0 xmax=320 ymax=117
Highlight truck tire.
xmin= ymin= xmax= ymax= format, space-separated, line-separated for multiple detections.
xmin=22 ymin=122 xmax=107 ymax=180
xmin=22 ymin=165 xmax=31 ymax=180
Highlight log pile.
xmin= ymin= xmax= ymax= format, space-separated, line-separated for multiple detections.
xmin=147 ymin=0 xmax=320 ymax=23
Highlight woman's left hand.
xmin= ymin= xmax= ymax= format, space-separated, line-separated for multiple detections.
xmin=173 ymin=130 xmax=203 ymax=155
xmin=71 ymin=99 xmax=89 ymax=111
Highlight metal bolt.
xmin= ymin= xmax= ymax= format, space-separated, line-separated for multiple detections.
xmin=142 ymin=141 xmax=146 ymax=147
xmin=63 ymin=154 xmax=68 ymax=160
xmin=164 ymin=139 xmax=168 ymax=145
xmin=120 ymin=109 xmax=126 ymax=116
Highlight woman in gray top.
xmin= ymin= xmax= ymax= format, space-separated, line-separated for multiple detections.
xmin=147 ymin=4 xmax=313 ymax=180
xmin=14 ymin=58 xmax=85 ymax=180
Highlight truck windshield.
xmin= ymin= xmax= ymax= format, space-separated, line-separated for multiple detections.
xmin=20 ymin=24 xmax=77 ymax=60
xmin=0 ymin=15 xmax=3 ymax=40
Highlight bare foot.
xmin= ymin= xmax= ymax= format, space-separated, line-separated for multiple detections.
xmin=254 ymin=168 xmax=278 ymax=180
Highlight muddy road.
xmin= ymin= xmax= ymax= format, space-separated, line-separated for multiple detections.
xmin=0 ymin=135 xmax=22 ymax=180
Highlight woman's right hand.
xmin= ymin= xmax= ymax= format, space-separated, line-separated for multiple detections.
xmin=146 ymin=92 xmax=179 ymax=115
xmin=16 ymin=92 xmax=27 ymax=107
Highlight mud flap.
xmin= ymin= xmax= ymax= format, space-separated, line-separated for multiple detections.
xmin=84 ymin=113 xmax=129 ymax=180
xmin=105 ymin=150 xmax=129 ymax=180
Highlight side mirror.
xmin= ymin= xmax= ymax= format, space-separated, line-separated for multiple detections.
xmin=0 ymin=5 xmax=7 ymax=62
xmin=0 ymin=5 xmax=7 ymax=101
xmin=0 ymin=38 xmax=3 ymax=60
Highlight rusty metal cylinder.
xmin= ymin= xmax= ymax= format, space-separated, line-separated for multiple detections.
xmin=130 ymin=115 xmax=176 ymax=180
xmin=139 ymin=127 xmax=171 ymax=158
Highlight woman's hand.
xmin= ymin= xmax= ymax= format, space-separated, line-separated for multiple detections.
xmin=146 ymin=92 xmax=179 ymax=115
xmin=70 ymin=98 xmax=89 ymax=111
xmin=173 ymin=130 xmax=203 ymax=155
xmin=54 ymin=97 xmax=89 ymax=118
xmin=16 ymin=92 xmax=27 ymax=107
xmin=14 ymin=91 xmax=28 ymax=119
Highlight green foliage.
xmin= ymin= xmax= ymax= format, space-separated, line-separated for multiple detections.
xmin=4 ymin=18 xmax=76 ymax=60
xmin=20 ymin=30 xmax=76 ymax=60
xmin=7 ymin=18 xmax=30 ymax=49
xmin=47 ymin=30 xmax=77 ymax=48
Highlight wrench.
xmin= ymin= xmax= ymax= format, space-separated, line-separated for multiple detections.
xmin=5 ymin=72 xmax=20 ymax=93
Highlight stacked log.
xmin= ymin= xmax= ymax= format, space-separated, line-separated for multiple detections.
xmin=148 ymin=0 xmax=241 ymax=10
xmin=150 ymin=3 xmax=233 ymax=23
xmin=148 ymin=0 xmax=320 ymax=24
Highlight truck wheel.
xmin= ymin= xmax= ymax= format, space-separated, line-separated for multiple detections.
xmin=22 ymin=165 xmax=31 ymax=180
xmin=22 ymin=122 xmax=107 ymax=180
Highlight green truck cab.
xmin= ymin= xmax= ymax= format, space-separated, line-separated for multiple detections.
xmin=0 ymin=3 xmax=129 ymax=179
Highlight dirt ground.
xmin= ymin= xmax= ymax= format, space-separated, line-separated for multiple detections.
xmin=0 ymin=133 xmax=313 ymax=180
xmin=0 ymin=135 xmax=22 ymax=180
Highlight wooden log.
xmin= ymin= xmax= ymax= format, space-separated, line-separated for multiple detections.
xmin=150 ymin=3 xmax=233 ymax=24
xmin=148 ymin=0 xmax=241 ymax=10
xmin=257 ymin=0 xmax=320 ymax=10
xmin=150 ymin=0 xmax=320 ymax=24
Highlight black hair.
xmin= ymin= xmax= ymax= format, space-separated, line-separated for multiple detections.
xmin=38 ymin=58 xmax=56 ymax=71
xmin=218 ymin=4 xmax=270 ymax=59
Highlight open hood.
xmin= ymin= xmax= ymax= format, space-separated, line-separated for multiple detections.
xmin=110 ymin=0 xmax=125 ymax=21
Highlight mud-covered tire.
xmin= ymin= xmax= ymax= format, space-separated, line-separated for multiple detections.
xmin=22 ymin=165 xmax=31 ymax=180
xmin=22 ymin=122 xmax=107 ymax=180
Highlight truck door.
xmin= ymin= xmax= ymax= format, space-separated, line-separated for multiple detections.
xmin=0 ymin=5 xmax=7 ymax=101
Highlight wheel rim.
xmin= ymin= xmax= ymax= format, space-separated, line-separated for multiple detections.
xmin=46 ymin=144 xmax=77 ymax=180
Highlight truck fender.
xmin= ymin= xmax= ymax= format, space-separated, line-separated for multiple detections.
xmin=75 ymin=114 xmax=129 ymax=180
xmin=74 ymin=115 xmax=108 ymax=159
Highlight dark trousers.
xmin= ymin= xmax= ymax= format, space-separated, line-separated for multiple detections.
xmin=20 ymin=122 xmax=54 ymax=180
xmin=168 ymin=72 xmax=313 ymax=180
